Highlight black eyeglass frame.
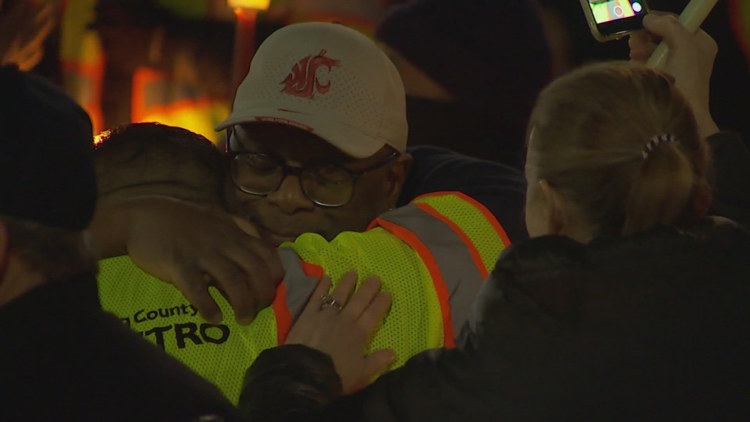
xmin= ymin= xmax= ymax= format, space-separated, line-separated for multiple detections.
xmin=225 ymin=128 xmax=400 ymax=208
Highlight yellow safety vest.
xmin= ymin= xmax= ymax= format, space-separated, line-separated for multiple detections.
xmin=98 ymin=191 xmax=510 ymax=403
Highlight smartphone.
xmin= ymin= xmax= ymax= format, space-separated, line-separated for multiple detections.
xmin=579 ymin=0 xmax=650 ymax=42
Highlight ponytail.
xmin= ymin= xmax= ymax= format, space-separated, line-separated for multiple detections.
xmin=623 ymin=136 xmax=699 ymax=235
xmin=527 ymin=61 xmax=712 ymax=239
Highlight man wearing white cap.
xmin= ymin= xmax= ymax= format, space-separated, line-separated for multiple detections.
xmin=217 ymin=21 xmax=413 ymax=245
xmin=92 ymin=22 xmax=520 ymax=402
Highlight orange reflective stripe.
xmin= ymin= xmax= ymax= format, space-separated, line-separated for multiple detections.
xmin=374 ymin=217 xmax=456 ymax=348
xmin=301 ymin=261 xmax=324 ymax=279
xmin=415 ymin=191 xmax=512 ymax=247
xmin=272 ymin=284 xmax=290 ymax=344
xmin=372 ymin=192 xmax=511 ymax=347
xmin=415 ymin=201 xmax=489 ymax=279
xmin=274 ymin=255 xmax=324 ymax=344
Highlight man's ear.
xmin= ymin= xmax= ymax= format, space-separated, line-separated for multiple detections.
xmin=539 ymin=179 xmax=567 ymax=235
xmin=385 ymin=152 xmax=413 ymax=202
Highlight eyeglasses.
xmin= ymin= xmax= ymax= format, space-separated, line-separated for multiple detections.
xmin=226 ymin=146 xmax=399 ymax=208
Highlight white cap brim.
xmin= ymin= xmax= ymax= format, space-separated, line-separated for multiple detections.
xmin=216 ymin=108 xmax=391 ymax=158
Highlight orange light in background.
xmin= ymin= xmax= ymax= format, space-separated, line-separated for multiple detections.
xmin=227 ymin=0 xmax=270 ymax=11
xmin=228 ymin=0 xmax=269 ymax=100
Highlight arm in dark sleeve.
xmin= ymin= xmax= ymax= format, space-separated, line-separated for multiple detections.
xmin=237 ymin=290 xmax=538 ymax=422
xmin=708 ymin=131 xmax=750 ymax=228
xmin=239 ymin=345 xmax=343 ymax=422
xmin=311 ymin=279 xmax=575 ymax=421
xmin=239 ymin=239 xmax=581 ymax=422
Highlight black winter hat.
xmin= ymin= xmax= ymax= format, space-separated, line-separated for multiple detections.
xmin=376 ymin=0 xmax=553 ymax=130
xmin=0 ymin=65 xmax=97 ymax=230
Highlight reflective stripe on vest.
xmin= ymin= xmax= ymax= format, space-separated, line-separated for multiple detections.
xmin=374 ymin=191 xmax=510 ymax=345
xmin=273 ymin=249 xmax=323 ymax=344
xmin=98 ymin=192 xmax=509 ymax=403
xmin=276 ymin=192 xmax=509 ymax=351
xmin=411 ymin=191 xmax=512 ymax=272
xmin=374 ymin=204 xmax=482 ymax=344
xmin=277 ymin=228 xmax=446 ymax=368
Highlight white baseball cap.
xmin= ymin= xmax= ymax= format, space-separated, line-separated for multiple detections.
xmin=216 ymin=22 xmax=408 ymax=158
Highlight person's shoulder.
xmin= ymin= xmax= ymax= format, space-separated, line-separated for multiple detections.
xmin=493 ymin=235 xmax=586 ymax=275
xmin=490 ymin=223 xmax=750 ymax=293
xmin=406 ymin=145 xmax=523 ymax=176
xmin=401 ymin=145 xmax=528 ymax=242
xmin=589 ymin=222 xmax=750 ymax=261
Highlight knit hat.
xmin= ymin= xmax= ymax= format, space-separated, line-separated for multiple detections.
xmin=216 ymin=22 xmax=408 ymax=159
xmin=0 ymin=65 xmax=97 ymax=230
xmin=376 ymin=0 xmax=552 ymax=130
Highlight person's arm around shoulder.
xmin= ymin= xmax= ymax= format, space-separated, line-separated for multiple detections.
xmin=89 ymin=195 xmax=283 ymax=325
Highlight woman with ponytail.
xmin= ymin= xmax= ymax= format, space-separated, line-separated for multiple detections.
xmin=240 ymin=14 xmax=750 ymax=422
xmin=523 ymin=61 xmax=713 ymax=240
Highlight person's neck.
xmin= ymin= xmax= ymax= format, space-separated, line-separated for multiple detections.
xmin=555 ymin=214 xmax=596 ymax=244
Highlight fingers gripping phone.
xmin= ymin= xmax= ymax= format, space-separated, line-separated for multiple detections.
xmin=580 ymin=0 xmax=650 ymax=42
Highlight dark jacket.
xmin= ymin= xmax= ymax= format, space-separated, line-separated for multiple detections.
xmin=399 ymin=145 xmax=528 ymax=243
xmin=0 ymin=272 xmax=241 ymax=422
xmin=240 ymin=222 xmax=750 ymax=421
xmin=708 ymin=131 xmax=750 ymax=228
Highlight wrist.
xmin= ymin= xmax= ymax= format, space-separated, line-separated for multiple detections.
xmin=686 ymin=99 xmax=719 ymax=139
xmin=88 ymin=201 xmax=132 ymax=258
xmin=693 ymin=109 xmax=720 ymax=139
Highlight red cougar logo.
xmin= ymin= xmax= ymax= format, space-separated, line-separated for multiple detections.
xmin=280 ymin=49 xmax=341 ymax=99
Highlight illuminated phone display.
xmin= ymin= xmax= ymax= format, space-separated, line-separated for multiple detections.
xmin=580 ymin=0 xmax=650 ymax=41
xmin=589 ymin=0 xmax=646 ymax=23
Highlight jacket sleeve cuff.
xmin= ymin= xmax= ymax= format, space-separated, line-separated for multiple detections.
xmin=239 ymin=344 xmax=343 ymax=421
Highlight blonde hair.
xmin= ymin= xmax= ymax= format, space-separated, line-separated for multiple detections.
xmin=527 ymin=61 xmax=712 ymax=237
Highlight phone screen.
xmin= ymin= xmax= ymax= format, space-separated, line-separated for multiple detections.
xmin=582 ymin=0 xmax=649 ymax=41
xmin=587 ymin=0 xmax=647 ymax=24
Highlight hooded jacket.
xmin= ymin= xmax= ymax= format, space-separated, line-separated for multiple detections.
xmin=240 ymin=222 xmax=750 ymax=421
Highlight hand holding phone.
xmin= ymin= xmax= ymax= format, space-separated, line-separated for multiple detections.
xmin=580 ymin=0 xmax=650 ymax=42
xmin=629 ymin=13 xmax=719 ymax=138
xmin=645 ymin=0 xmax=719 ymax=69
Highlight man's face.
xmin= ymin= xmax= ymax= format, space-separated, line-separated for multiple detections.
xmin=224 ymin=123 xmax=408 ymax=246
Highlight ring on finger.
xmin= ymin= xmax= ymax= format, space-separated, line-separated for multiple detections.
xmin=319 ymin=294 xmax=343 ymax=312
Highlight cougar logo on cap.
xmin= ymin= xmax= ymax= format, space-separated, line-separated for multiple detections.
xmin=280 ymin=49 xmax=341 ymax=99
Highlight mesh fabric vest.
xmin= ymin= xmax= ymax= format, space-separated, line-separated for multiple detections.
xmin=98 ymin=192 xmax=510 ymax=403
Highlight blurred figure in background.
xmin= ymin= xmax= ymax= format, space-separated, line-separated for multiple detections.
xmin=374 ymin=0 xmax=553 ymax=168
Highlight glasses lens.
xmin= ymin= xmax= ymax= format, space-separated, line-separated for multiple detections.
xmin=231 ymin=154 xmax=283 ymax=194
xmin=301 ymin=165 xmax=354 ymax=206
